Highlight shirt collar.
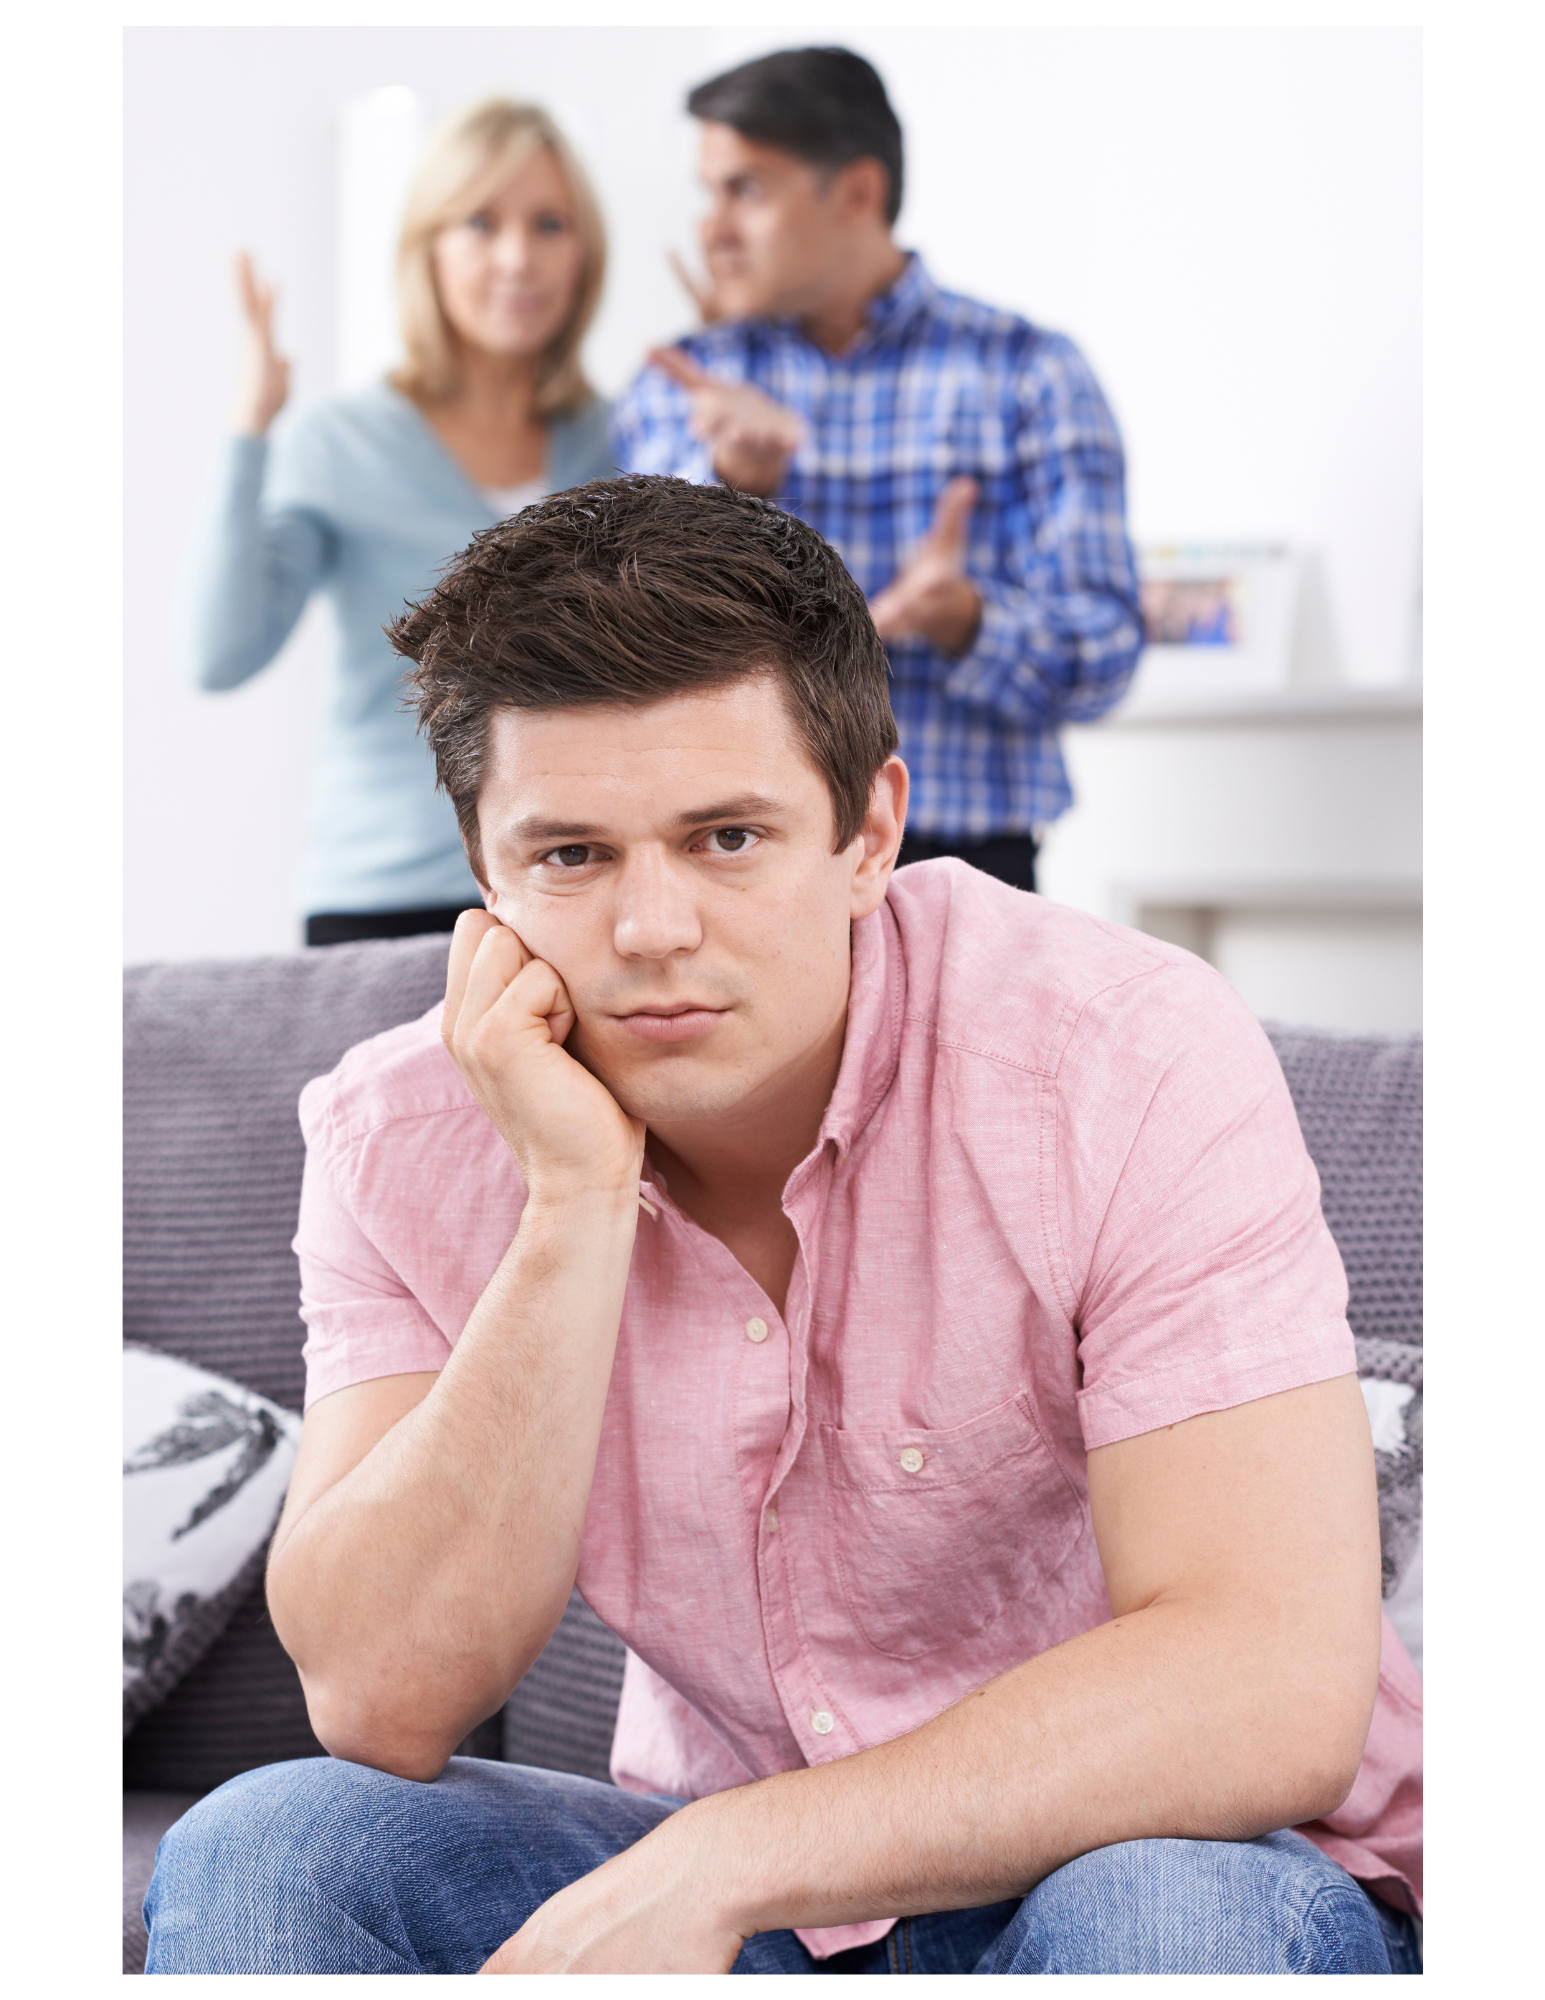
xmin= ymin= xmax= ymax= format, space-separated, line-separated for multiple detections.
xmin=638 ymin=895 xmax=906 ymax=1210
xmin=817 ymin=896 xmax=907 ymax=1161
xmin=768 ymin=251 xmax=936 ymax=360
xmin=857 ymin=250 xmax=936 ymax=345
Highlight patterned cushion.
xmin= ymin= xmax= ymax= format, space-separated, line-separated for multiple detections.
xmin=123 ymin=1346 xmax=303 ymax=1732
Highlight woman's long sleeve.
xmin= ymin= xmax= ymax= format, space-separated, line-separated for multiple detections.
xmin=190 ymin=434 xmax=331 ymax=691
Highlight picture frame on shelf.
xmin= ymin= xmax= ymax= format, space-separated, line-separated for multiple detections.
xmin=1135 ymin=543 xmax=1303 ymax=696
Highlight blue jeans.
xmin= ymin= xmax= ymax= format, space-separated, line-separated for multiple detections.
xmin=144 ymin=1756 xmax=1421 ymax=1974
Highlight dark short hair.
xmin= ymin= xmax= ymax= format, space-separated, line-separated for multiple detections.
xmin=687 ymin=46 xmax=904 ymax=226
xmin=390 ymin=477 xmax=899 ymax=884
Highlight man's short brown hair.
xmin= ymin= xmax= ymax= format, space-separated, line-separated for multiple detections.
xmin=390 ymin=476 xmax=899 ymax=885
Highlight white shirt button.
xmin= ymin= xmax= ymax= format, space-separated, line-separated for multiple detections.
xmin=766 ymin=1507 xmax=779 ymax=1533
xmin=810 ymin=1709 xmax=835 ymax=1735
xmin=745 ymin=1316 xmax=769 ymax=1343
xmin=899 ymin=1446 xmax=925 ymax=1473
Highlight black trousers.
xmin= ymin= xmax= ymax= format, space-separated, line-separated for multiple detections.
xmin=305 ymin=904 xmax=476 ymax=948
xmin=896 ymin=831 xmax=1039 ymax=895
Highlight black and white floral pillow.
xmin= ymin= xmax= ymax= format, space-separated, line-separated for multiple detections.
xmin=123 ymin=1345 xmax=302 ymax=1732
xmin=1355 ymin=1335 xmax=1422 ymax=1672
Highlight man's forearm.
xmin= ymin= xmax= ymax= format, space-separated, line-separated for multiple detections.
xmin=651 ymin=1587 xmax=1374 ymax=1944
xmin=267 ymin=1190 xmax=639 ymax=1777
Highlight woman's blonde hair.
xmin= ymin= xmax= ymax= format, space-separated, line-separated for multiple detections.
xmin=391 ymin=98 xmax=605 ymax=415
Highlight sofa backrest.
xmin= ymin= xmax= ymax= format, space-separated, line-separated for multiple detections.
xmin=124 ymin=940 xmax=1420 ymax=1793
xmin=125 ymin=934 xmax=455 ymax=1412
xmin=1267 ymin=1023 xmax=1422 ymax=1369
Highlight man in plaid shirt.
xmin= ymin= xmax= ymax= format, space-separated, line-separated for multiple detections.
xmin=611 ymin=46 xmax=1142 ymax=894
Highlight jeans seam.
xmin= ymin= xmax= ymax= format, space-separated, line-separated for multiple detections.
xmin=294 ymin=1863 xmax=421 ymax=1974
xmin=1296 ymin=1879 xmax=1388 ymax=1975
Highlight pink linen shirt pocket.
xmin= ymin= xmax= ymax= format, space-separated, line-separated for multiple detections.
xmin=820 ymin=1391 xmax=1085 ymax=1661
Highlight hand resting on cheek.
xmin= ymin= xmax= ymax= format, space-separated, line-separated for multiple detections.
xmin=441 ymin=908 xmax=645 ymax=1207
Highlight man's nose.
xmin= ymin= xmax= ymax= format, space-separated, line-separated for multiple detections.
xmin=701 ymin=201 xmax=736 ymax=250
xmin=612 ymin=848 xmax=704 ymax=960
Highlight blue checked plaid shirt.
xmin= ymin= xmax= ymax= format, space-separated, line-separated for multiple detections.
xmin=610 ymin=254 xmax=1142 ymax=838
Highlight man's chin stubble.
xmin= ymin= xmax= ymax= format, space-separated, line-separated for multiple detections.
xmin=604 ymin=1064 xmax=756 ymax=1130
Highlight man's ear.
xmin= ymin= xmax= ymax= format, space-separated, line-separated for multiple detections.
xmin=849 ymin=756 xmax=909 ymax=920
xmin=833 ymin=156 xmax=892 ymax=231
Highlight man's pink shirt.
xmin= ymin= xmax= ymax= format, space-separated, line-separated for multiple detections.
xmin=296 ymin=862 xmax=1422 ymax=1954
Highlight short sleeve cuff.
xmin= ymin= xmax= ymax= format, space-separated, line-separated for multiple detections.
xmin=1076 ymin=1316 xmax=1358 ymax=1452
xmin=301 ymin=1304 xmax=453 ymax=1410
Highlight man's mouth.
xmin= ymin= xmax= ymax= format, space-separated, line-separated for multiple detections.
xmin=611 ymin=1004 xmax=730 ymax=1045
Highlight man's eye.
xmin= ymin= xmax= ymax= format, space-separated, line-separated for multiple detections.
xmin=705 ymin=827 xmax=759 ymax=854
xmin=544 ymin=845 xmax=592 ymax=869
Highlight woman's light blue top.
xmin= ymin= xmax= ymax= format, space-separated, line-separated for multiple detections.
xmin=192 ymin=380 xmax=615 ymax=916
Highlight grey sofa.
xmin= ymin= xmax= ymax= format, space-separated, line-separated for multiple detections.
xmin=123 ymin=932 xmax=1422 ymax=1974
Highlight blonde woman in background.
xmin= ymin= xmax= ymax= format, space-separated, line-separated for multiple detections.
xmin=193 ymin=100 xmax=615 ymax=946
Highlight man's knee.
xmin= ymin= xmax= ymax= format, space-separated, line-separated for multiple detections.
xmin=145 ymin=1757 xmax=453 ymax=1972
xmin=154 ymin=1757 xmax=409 ymax=1890
xmin=990 ymin=1831 xmax=1392 ymax=1975
xmin=145 ymin=1756 xmax=683 ymax=1974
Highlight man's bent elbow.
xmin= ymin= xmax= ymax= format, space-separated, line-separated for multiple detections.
xmin=303 ymin=1684 xmax=461 ymax=1786
xmin=1258 ymin=1693 xmax=1375 ymax=1828
xmin=1282 ymin=1742 xmax=1366 ymax=1826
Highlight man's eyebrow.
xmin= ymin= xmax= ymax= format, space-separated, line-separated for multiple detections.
xmin=504 ymin=816 xmax=606 ymax=844
xmin=502 ymin=796 xmax=789 ymax=847
xmin=504 ymin=792 xmax=792 ymax=848
xmin=668 ymin=793 xmax=787 ymax=829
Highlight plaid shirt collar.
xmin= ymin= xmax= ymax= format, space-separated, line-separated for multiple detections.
xmin=766 ymin=250 xmax=937 ymax=359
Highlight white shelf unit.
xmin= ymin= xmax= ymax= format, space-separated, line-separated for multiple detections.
xmin=1039 ymin=683 xmax=1422 ymax=1034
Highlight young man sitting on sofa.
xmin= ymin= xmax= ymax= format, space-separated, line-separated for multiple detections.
xmin=144 ymin=477 xmax=1422 ymax=1975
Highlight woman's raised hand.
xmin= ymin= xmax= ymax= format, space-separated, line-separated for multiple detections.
xmin=233 ymin=252 xmax=291 ymax=438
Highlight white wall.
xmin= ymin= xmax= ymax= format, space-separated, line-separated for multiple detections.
xmin=1049 ymin=694 xmax=1423 ymax=1032
xmin=125 ymin=24 xmax=1419 ymax=965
